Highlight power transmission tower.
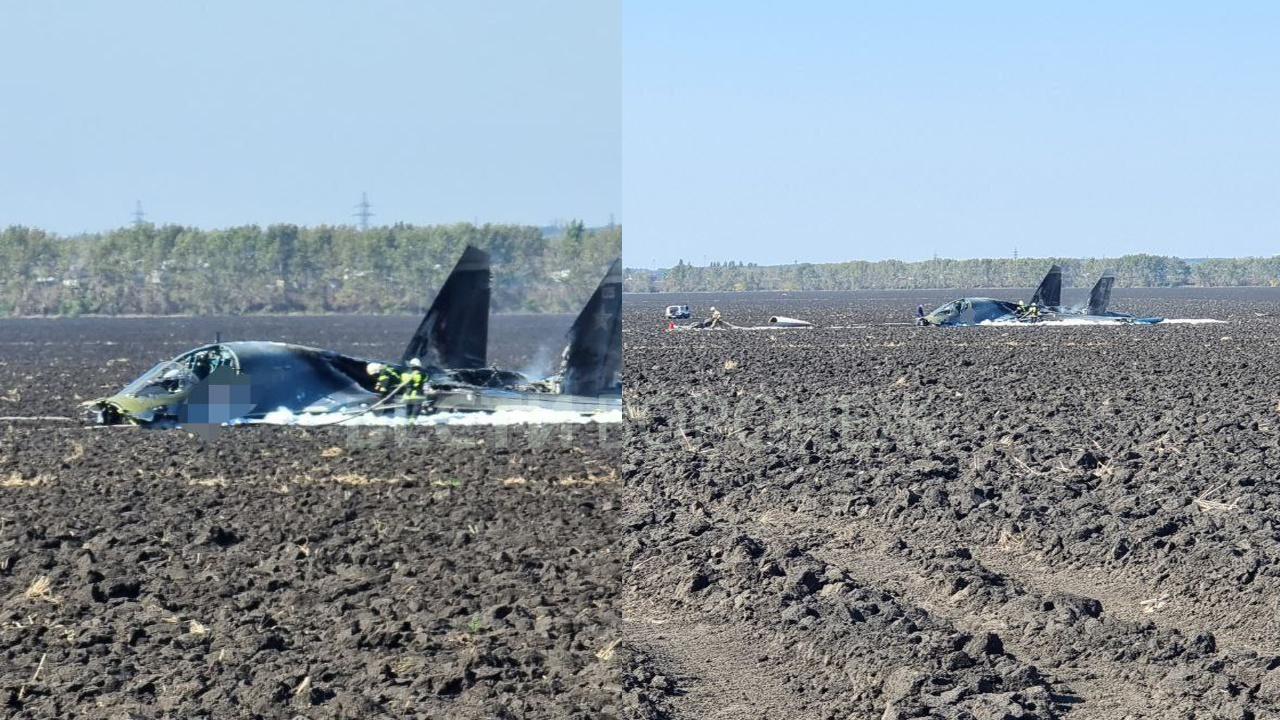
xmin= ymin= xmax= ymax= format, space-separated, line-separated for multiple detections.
xmin=1013 ymin=247 xmax=1019 ymax=260
xmin=132 ymin=200 xmax=146 ymax=227
xmin=353 ymin=192 xmax=374 ymax=230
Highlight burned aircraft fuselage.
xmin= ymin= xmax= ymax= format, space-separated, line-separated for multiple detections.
xmin=87 ymin=340 xmax=619 ymax=426
xmin=85 ymin=246 xmax=623 ymax=427
xmin=921 ymin=266 xmax=1163 ymax=326
xmin=920 ymin=298 xmax=1159 ymax=326
xmin=86 ymin=342 xmax=381 ymax=425
xmin=921 ymin=298 xmax=1023 ymax=326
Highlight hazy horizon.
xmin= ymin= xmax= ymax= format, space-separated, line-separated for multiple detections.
xmin=624 ymin=3 xmax=1280 ymax=267
xmin=627 ymin=252 xmax=1265 ymax=272
xmin=0 ymin=1 xmax=619 ymax=235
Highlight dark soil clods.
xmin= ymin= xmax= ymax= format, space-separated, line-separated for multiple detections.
xmin=0 ymin=316 xmax=622 ymax=719
xmin=623 ymin=289 xmax=1280 ymax=719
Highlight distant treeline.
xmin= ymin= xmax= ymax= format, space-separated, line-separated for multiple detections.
xmin=0 ymin=222 xmax=620 ymax=316
xmin=624 ymin=255 xmax=1280 ymax=293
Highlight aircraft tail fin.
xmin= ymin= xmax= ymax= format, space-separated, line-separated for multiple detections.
xmin=401 ymin=245 xmax=490 ymax=369
xmin=1029 ymin=264 xmax=1062 ymax=308
xmin=560 ymin=259 xmax=622 ymax=397
xmin=1088 ymin=270 xmax=1116 ymax=315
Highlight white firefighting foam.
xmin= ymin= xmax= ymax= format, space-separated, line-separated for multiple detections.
xmin=248 ymin=406 xmax=622 ymax=427
xmin=977 ymin=318 xmax=1225 ymax=327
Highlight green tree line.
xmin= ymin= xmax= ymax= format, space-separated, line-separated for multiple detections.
xmin=0 ymin=222 xmax=620 ymax=316
xmin=624 ymin=254 xmax=1280 ymax=293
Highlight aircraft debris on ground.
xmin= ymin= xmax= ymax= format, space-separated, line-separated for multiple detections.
xmin=921 ymin=265 xmax=1165 ymax=326
xmin=673 ymin=313 xmax=815 ymax=330
xmin=84 ymin=246 xmax=621 ymax=427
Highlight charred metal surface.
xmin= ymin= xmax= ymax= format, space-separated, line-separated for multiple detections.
xmin=83 ymin=246 xmax=623 ymax=427
xmin=401 ymin=245 xmax=490 ymax=369
xmin=923 ymin=266 xmax=1164 ymax=326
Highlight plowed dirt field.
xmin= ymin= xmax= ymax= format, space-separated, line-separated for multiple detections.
xmin=0 ymin=315 xmax=622 ymax=719
xmin=623 ymin=288 xmax=1280 ymax=719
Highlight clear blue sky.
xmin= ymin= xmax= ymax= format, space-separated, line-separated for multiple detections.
xmin=624 ymin=2 xmax=1279 ymax=267
xmin=0 ymin=1 xmax=618 ymax=234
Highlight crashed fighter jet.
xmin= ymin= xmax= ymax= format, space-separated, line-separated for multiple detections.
xmin=921 ymin=265 xmax=1163 ymax=326
xmin=85 ymin=247 xmax=621 ymax=426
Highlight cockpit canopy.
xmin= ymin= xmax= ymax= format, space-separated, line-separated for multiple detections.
xmin=115 ymin=345 xmax=239 ymax=398
xmin=118 ymin=361 xmax=198 ymax=398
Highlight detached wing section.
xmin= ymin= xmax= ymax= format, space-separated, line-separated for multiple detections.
xmin=402 ymin=245 xmax=490 ymax=369
xmin=1088 ymin=270 xmax=1116 ymax=315
xmin=561 ymin=259 xmax=622 ymax=397
xmin=1029 ymin=265 xmax=1062 ymax=308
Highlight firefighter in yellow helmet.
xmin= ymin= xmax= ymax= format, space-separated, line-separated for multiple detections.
xmin=367 ymin=362 xmax=402 ymax=396
xmin=401 ymin=358 xmax=430 ymax=421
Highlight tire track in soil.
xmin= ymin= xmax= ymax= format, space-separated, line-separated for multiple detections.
xmin=752 ymin=510 xmax=1152 ymax=714
xmin=623 ymin=493 xmax=1070 ymax=718
xmin=973 ymin=545 xmax=1280 ymax=658
xmin=623 ymin=608 xmax=813 ymax=720
xmin=766 ymin=501 xmax=1280 ymax=658
xmin=764 ymin=494 xmax=1280 ymax=661
xmin=753 ymin=507 xmax=1271 ymax=717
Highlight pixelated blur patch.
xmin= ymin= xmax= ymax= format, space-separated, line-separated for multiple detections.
xmin=178 ymin=366 xmax=255 ymax=441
